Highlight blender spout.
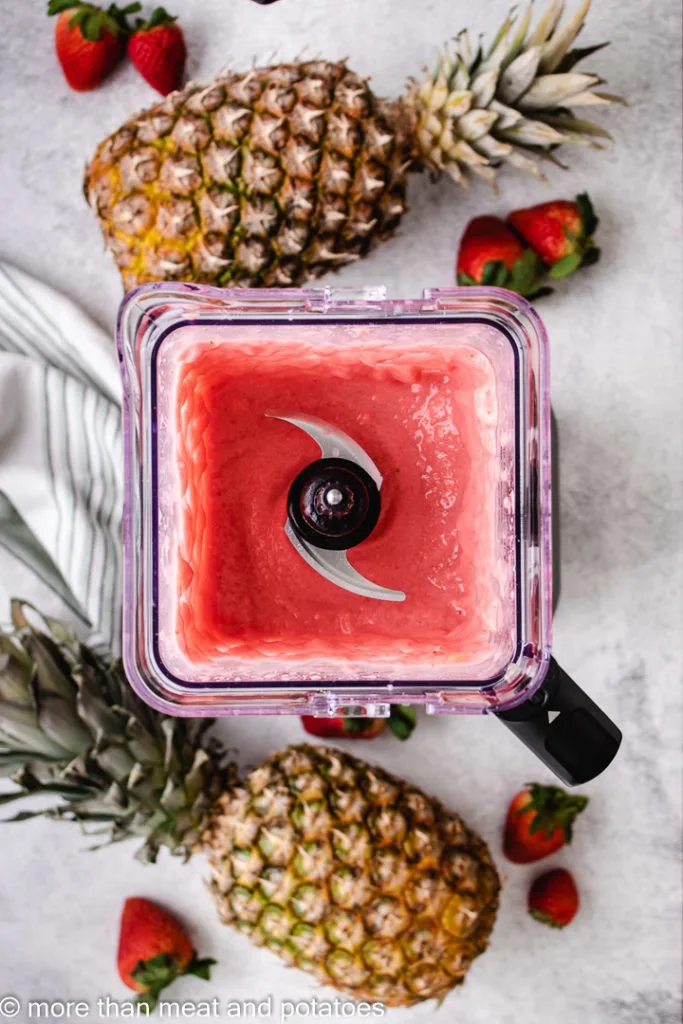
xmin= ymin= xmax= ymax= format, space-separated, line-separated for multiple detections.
xmin=497 ymin=658 xmax=622 ymax=785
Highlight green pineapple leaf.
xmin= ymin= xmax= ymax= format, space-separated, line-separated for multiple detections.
xmin=0 ymin=494 xmax=89 ymax=624
xmin=556 ymin=42 xmax=610 ymax=73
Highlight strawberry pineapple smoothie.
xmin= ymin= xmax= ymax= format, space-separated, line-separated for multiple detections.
xmin=166 ymin=323 xmax=510 ymax=671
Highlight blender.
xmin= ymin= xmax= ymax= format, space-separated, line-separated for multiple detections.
xmin=118 ymin=283 xmax=621 ymax=785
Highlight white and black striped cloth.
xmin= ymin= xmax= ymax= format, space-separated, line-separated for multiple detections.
xmin=0 ymin=262 xmax=122 ymax=653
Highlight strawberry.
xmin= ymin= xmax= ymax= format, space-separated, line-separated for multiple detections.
xmin=117 ymin=897 xmax=215 ymax=1011
xmin=507 ymin=193 xmax=600 ymax=279
xmin=128 ymin=7 xmax=187 ymax=96
xmin=456 ymin=216 xmax=550 ymax=299
xmin=47 ymin=1 xmax=138 ymax=92
xmin=302 ymin=704 xmax=416 ymax=741
xmin=528 ymin=868 xmax=580 ymax=928
xmin=503 ymin=783 xmax=589 ymax=864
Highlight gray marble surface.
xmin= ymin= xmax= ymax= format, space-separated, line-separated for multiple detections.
xmin=1 ymin=1 xmax=682 ymax=1022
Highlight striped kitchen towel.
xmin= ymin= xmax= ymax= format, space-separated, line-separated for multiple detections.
xmin=0 ymin=262 xmax=123 ymax=653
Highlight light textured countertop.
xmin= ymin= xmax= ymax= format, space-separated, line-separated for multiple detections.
xmin=0 ymin=1 xmax=682 ymax=1022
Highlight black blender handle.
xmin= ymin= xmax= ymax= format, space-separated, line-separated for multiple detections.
xmin=497 ymin=658 xmax=621 ymax=786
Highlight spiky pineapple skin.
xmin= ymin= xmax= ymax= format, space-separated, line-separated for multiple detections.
xmin=84 ymin=5 xmax=620 ymax=292
xmin=84 ymin=61 xmax=414 ymax=291
xmin=2 ymin=612 xmax=499 ymax=1006
xmin=204 ymin=744 xmax=500 ymax=1007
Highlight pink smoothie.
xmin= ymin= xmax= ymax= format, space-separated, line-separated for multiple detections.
xmin=170 ymin=325 xmax=506 ymax=669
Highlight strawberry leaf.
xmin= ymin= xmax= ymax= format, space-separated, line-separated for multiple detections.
xmin=109 ymin=2 xmax=142 ymax=33
xmin=509 ymin=249 xmax=542 ymax=296
xmin=48 ymin=1 xmax=126 ymax=39
xmin=184 ymin=955 xmax=216 ymax=981
xmin=493 ymin=262 xmax=510 ymax=287
xmin=524 ymin=783 xmax=589 ymax=842
xmin=529 ymin=908 xmax=566 ymax=928
xmin=549 ymin=251 xmax=583 ymax=279
xmin=576 ymin=192 xmax=599 ymax=237
xmin=507 ymin=249 xmax=552 ymax=299
xmin=131 ymin=953 xmax=179 ymax=990
xmin=456 ymin=271 xmax=478 ymax=287
xmin=79 ymin=11 xmax=103 ymax=42
xmin=130 ymin=949 xmax=214 ymax=1010
xmin=388 ymin=705 xmax=417 ymax=741
xmin=581 ymin=246 xmax=601 ymax=267
xmin=62 ymin=5 xmax=122 ymax=40
xmin=342 ymin=717 xmax=376 ymax=736
xmin=527 ymin=285 xmax=554 ymax=301
xmin=67 ymin=8 xmax=88 ymax=28
xmin=47 ymin=0 xmax=83 ymax=14
xmin=135 ymin=989 xmax=162 ymax=1013
xmin=137 ymin=5 xmax=178 ymax=30
xmin=103 ymin=12 xmax=122 ymax=34
xmin=480 ymin=260 xmax=505 ymax=287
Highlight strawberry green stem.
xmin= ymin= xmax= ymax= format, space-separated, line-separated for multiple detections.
xmin=134 ymin=6 xmax=178 ymax=31
xmin=388 ymin=705 xmax=417 ymax=740
xmin=523 ymin=783 xmax=589 ymax=841
xmin=47 ymin=1 xmax=141 ymax=40
xmin=133 ymin=952 xmax=216 ymax=1012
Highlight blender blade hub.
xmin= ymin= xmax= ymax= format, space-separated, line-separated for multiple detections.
xmin=287 ymin=457 xmax=381 ymax=551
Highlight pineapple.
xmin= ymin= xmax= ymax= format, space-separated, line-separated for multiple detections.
xmin=0 ymin=603 xmax=499 ymax=1007
xmin=84 ymin=0 xmax=623 ymax=291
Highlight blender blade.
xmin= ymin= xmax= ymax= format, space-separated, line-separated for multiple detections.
xmin=266 ymin=411 xmax=383 ymax=487
xmin=266 ymin=411 xmax=406 ymax=603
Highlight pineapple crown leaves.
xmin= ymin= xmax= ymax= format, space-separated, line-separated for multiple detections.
xmin=47 ymin=1 xmax=142 ymax=41
xmin=132 ymin=953 xmax=216 ymax=1013
xmin=407 ymin=0 xmax=624 ymax=188
xmin=0 ymin=601 xmax=234 ymax=863
xmin=522 ymin=782 xmax=589 ymax=842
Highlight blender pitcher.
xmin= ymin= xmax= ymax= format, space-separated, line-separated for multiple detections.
xmin=118 ymin=284 xmax=621 ymax=786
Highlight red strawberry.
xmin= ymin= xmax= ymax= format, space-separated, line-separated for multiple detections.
xmin=503 ymin=783 xmax=589 ymax=864
xmin=507 ymin=193 xmax=600 ymax=279
xmin=528 ymin=868 xmax=580 ymax=928
xmin=456 ymin=216 xmax=550 ymax=299
xmin=128 ymin=7 xmax=187 ymax=96
xmin=47 ymin=1 xmax=137 ymax=92
xmin=117 ymin=897 xmax=215 ymax=1011
xmin=302 ymin=704 xmax=416 ymax=741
